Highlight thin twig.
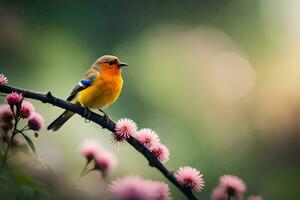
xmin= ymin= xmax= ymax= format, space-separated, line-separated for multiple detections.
xmin=0 ymin=84 xmax=199 ymax=200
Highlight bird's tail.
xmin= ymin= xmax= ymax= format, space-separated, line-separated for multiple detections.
xmin=47 ymin=110 xmax=74 ymax=131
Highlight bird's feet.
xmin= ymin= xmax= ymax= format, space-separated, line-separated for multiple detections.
xmin=83 ymin=107 xmax=91 ymax=122
xmin=98 ymin=109 xmax=110 ymax=126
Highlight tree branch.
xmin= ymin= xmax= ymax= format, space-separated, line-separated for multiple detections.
xmin=0 ymin=84 xmax=199 ymax=200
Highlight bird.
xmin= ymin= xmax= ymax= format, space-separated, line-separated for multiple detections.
xmin=47 ymin=55 xmax=128 ymax=131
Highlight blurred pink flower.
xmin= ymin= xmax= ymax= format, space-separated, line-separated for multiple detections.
xmin=219 ymin=175 xmax=246 ymax=197
xmin=247 ymin=195 xmax=263 ymax=200
xmin=175 ymin=166 xmax=205 ymax=192
xmin=0 ymin=122 xmax=11 ymax=132
xmin=20 ymin=101 xmax=35 ymax=118
xmin=152 ymin=144 xmax=169 ymax=163
xmin=0 ymin=104 xmax=13 ymax=123
xmin=94 ymin=150 xmax=117 ymax=172
xmin=0 ymin=74 xmax=8 ymax=85
xmin=211 ymin=186 xmax=227 ymax=200
xmin=5 ymin=92 xmax=22 ymax=106
xmin=28 ymin=112 xmax=44 ymax=131
xmin=149 ymin=181 xmax=172 ymax=200
xmin=115 ymin=118 xmax=137 ymax=139
xmin=136 ymin=128 xmax=160 ymax=150
xmin=109 ymin=176 xmax=155 ymax=200
xmin=80 ymin=139 xmax=102 ymax=160
xmin=11 ymin=136 xmax=21 ymax=146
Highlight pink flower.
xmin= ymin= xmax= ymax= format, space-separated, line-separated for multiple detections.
xmin=115 ymin=118 xmax=137 ymax=139
xmin=109 ymin=176 xmax=156 ymax=200
xmin=175 ymin=166 xmax=205 ymax=192
xmin=0 ymin=74 xmax=8 ymax=85
xmin=94 ymin=150 xmax=117 ymax=173
xmin=152 ymin=144 xmax=169 ymax=163
xmin=20 ymin=101 xmax=35 ymax=118
xmin=247 ymin=195 xmax=263 ymax=200
xmin=27 ymin=112 xmax=44 ymax=131
xmin=11 ymin=136 xmax=21 ymax=146
xmin=111 ymin=132 xmax=126 ymax=144
xmin=0 ymin=104 xmax=13 ymax=123
xmin=0 ymin=122 xmax=12 ymax=132
xmin=136 ymin=128 xmax=160 ymax=150
xmin=211 ymin=186 xmax=227 ymax=200
xmin=5 ymin=92 xmax=22 ymax=106
xmin=149 ymin=181 xmax=172 ymax=200
xmin=80 ymin=139 xmax=102 ymax=160
xmin=219 ymin=175 xmax=246 ymax=197
xmin=109 ymin=177 xmax=172 ymax=200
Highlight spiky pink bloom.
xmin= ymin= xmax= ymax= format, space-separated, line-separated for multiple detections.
xmin=94 ymin=150 xmax=117 ymax=172
xmin=27 ymin=112 xmax=44 ymax=131
xmin=175 ymin=166 xmax=205 ymax=192
xmin=136 ymin=128 xmax=160 ymax=150
xmin=152 ymin=144 xmax=169 ymax=163
xmin=111 ymin=132 xmax=126 ymax=144
xmin=0 ymin=74 xmax=8 ymax=85
xmin=0 ymin=104 xmax=13 ymax=122
xmin=5 ymin=92 xmax=22 ymax=106
xmin=148 ymin=181 xmax=172 ymax=200
xmin=80 ymin=139 xmax=102 ymax=160
xmin=109 ymin=176 xmax=155 ymax=200
xmin=247 ymin=195 xmax=263 ymax=200
xmin=115 ymin=118 xmax=137 ymax=139
xmin=219 ymin=175 xmax=246 ymax=197
xmin=20 ymin=101 xmax=35 ymax=118
xmin=211 ymin=186 xmax=227 ymax=200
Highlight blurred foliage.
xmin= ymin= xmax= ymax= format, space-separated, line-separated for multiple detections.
xmin=0 ymin=0 xmax=299 ymax=199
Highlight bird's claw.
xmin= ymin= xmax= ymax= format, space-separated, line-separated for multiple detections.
xmin=83 ymin=107 xmax=91 ymax=123
xmin=98 ymin=109 xmax=110 ymax=128
xmin=103 ymin=114 xmax=111 ymax=127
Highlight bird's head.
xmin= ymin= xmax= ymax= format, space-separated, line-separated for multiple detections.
xmin=96 ymin=55 xmax=128 ymax=74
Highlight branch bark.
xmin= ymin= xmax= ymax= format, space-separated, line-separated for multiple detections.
xmin=0 ymin=84 xmax=199 ymax=200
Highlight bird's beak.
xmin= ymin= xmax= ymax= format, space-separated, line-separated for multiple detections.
xmin=118 ymin=62 xmax=128 ymax=68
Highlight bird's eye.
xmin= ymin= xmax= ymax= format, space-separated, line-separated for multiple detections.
xmin=108 ymin=59 xmax=117 ymax=65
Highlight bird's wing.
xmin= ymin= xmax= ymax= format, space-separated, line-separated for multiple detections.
xmin=66 ymin=70 xmax=97 ymax=101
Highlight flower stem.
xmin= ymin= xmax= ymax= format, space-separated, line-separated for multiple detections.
xmin=79 ymin=161 xmax=89 ymax=178
xmin=0 ymin=143 xmax=8 ymax=172
xmin=0 ymin=115 xmax=19 ymax=173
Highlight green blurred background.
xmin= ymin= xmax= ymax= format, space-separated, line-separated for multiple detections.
xmin=0 ymin=0 xmax=299 ymax=199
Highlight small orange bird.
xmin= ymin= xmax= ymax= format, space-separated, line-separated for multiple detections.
xmin=47 ymin=55 xmax=128 ymax=131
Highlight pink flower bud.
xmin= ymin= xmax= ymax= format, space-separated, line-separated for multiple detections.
xmin=80 ymin=139 xmax=101 ymax=160
xmin=94 ymin=150 xmax=117 ymax=172
xmin=211 ymin=186 xmax=227 ymax=200
xmin=5 ymin=92 xmax=22 ymax=106
xmin=20 ymin=101 xmax=35 ymax=118
xmin=28 ymin=112 xmax=44 ymax=131
xmin=175 ymin=166 xmax=205 ymax=192
xmin=247 ymin=195 xmax=263 ymax=200
xmin=0 ymin=122 xmax=11 ymax=132
xmin=135 ymin=128 xmax=160 ymax=150
xmin=219 ymin=175 xmax=246 ymax=197
xmin=115 ymin=118 xmax=137 ymax=139
xmin=148 ymin=181 xmax=172 ymax=200
xmin=109 ymin=176 xmax=153 ymax=200
xmin=152 ymin=144 xmax=170 ymax=163
xmin=0 ymin=74 xmax=8 ymax=85
xmin=109 ymin=176 xmax=171 ymax=200
xmin=111 ymin=132 xmax=126 ymax=144
xmin=0 ymin=104 xmax=13 ymax=123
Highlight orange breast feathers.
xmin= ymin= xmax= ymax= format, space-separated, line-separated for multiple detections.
xmin=77 ymin=71 xmax=123 ymax=109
